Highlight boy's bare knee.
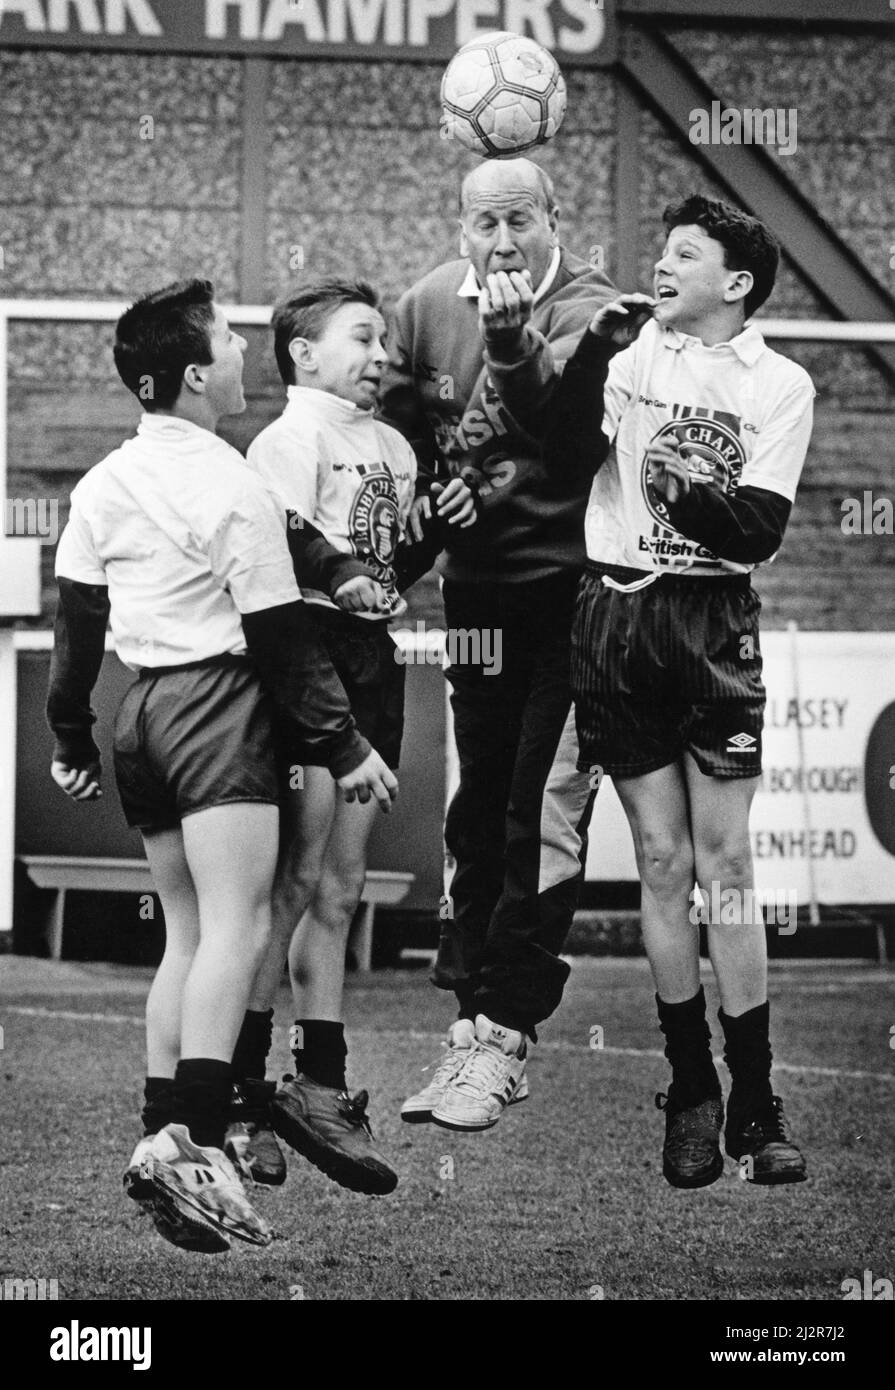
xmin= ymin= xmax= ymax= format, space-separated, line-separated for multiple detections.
xmin=312 ymin=866 xmax=366 ymax=932
xmin=696 ymin=842 xmax=753 ymax=892
xmin=637 ymin=836 xmax=694 ymax=895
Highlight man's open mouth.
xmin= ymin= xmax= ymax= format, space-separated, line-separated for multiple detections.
xmin=656 ymin=286 xmax=678 ymax=301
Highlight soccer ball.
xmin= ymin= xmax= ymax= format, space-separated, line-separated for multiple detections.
xmin=440 ymin=31 xmax=567 ymax=158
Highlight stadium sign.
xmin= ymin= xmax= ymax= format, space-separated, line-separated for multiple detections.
xmin=0 ymin=0 xmax=617 ymax=64
xmin=585 ymin=632 xmax=895 ymax=905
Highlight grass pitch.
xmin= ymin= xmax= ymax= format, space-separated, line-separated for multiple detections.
xmin=1 ymin=955 xmax=893 ymax=1302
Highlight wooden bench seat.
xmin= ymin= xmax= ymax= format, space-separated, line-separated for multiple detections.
xmin=19 ymin=855 xmax=414 ymax=971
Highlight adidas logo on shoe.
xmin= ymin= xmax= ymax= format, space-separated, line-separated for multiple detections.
xmin=431 ymin=1014 xmax=530 ymax=1132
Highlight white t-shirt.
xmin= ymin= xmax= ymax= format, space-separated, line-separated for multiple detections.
xmin=246 ymin=385 xmax=416 ymax=617
xmin=587 ymin=320 xmax=816 ymax=576
xmin=55 ymin=413 xmax=300 ymax=670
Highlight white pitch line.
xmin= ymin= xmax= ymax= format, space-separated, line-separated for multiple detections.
xmin=5 ymin=1005 xmax=143 ymax=1027
xmin=5 ymin=1008 xmax=893 ymax=1084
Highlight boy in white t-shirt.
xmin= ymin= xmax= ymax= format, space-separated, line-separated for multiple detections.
xmin=544 ymin=197 xmax=812 ymax=1189
xmin=47 ymin=279 xmax=395 ymax=1251
xmin=241 ymin=278 xmax=476 ymax=1196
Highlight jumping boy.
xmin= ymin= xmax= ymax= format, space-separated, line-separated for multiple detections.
xmin=545 ymin=196 xmax=811 ymax=1188
xmin=239 ymin=278 xmax=476 ymax=1196
xmin=47 ymin=279 xmax=396 ymax=1252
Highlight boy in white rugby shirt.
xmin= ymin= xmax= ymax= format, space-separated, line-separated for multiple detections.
xmin=47 ymin=279 xmax=395 ymax=1251
xmin=243 ymin=278 xmax=476 ymax=1196
xmin=544 ymin=197 xmax=811 ymax=1190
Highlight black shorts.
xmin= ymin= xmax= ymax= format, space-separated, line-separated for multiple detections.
xmin=298 ymin=607 xmax=405 ymax=771
xmin=113 ymin=655 xmax=279 ymax=832
xmin=571 ymin=562 xmax=766 ymax=780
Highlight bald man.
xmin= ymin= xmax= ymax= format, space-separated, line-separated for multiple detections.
xmin=381 ymin=158 xmax=617 ymax=1132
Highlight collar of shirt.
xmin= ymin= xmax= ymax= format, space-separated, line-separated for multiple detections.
xmin=661 ymin=321 xmax=766 ymax=366
xmin=136 ymin=413 xmax=223 ymax=449
xmin=285 ymin=383 xmax=371 ymax=422
xmin=456 ymin=245 xmax=562 ymax=305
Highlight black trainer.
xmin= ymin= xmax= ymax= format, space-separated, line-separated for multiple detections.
xmin=224 ymin=1080 xmax=287 ymax=1187
xmin=655 ymin=1088 xmax=725 ymax=1189
xmin=725 ymin=1093 xmax=807 ymax=1185
xmin=271 ymin=1074 xmax=398 ymax=1196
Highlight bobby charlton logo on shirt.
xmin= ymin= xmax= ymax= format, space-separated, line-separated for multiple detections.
xmin=640 ymin=413 xmax=747 ymax=570
xmin=349 ymin=467 xmax=401 ymax=589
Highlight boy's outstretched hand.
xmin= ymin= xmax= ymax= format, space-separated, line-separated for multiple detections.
xmin=646 ymin=439 xmax=692 ymax=507
xmin=408 ymin=477 xmax=478 ymax=542
xmin=337 ymin=749 xmax=398 ymax=813
xmin=588 ymin=292 xmax=657 ymax=350
xmin=431 ymin=478 xmax=477 ymax=528
xmin=334 ymin=575 xmax=392 ymax=613
xmin=51 ymin=759 xmax=102 ymax=801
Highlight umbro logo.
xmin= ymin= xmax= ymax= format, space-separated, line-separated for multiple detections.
xmin=727 ymin=732 xmax=756 ymax=752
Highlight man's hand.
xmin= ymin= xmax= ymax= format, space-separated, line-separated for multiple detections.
xmin=336 ymin=749 xmax=398 ymax=813
xmin=407 ymin=494 xmax=431 ymax=544
xmin=479 ymin=269 xmax=534 ymax=339
xmin=334 ymin=575 xmax=392 ymax=613
xmin=431 ymin=478 xmax=477 ymax=529
xmin=51 ymin=759 xmax=102 ymax=801
xmin=646 ymin=440 xmax=692 ymax=506
xmin=588 ymin=292 xmax=656 ymax=349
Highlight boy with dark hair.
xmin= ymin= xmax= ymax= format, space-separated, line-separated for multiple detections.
xmin=544 ymin=195 xmax=811 ymax=1188
xmin=241 ymin=277 xmax=476 ymax=1193
xmin=48 ymin=278 xmax=396 ymax=1251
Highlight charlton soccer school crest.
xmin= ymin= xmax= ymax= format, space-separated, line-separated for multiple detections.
xmin=642 ymin=411 xmax=747 ymax=533
xmin=348 ymin=467 xmax=400 ymax=576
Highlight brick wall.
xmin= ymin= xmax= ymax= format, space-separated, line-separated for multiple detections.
xmin=1 ymin=26 xmax=891 ymax=629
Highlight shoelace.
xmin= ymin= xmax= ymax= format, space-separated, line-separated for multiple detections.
xmin=337 ymin=1089 xmax=375 ymax=1138
xmin=422 ymin=1042 xmax=469 ymax=1086
xmin=231 ymin=1081 xmax=276 ymax=1127
xmin=452 ymin=1043 xmax=513 ymax=1097
xmin=740 ymin=1096 xmax=791 ymax=1145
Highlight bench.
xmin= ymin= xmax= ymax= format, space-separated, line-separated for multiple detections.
xmin=19 ymin=855 xmax=414 ymax=972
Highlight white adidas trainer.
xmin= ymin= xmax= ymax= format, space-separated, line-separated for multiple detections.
xmin=401 ymin=1018 xmax=478 ymax=1123
xmin=431 ymin=1015 xmax=529 ymax=1132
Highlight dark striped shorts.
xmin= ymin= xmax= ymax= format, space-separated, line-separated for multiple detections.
xmin=297 ymin=606 xmax=405 ymax=772
xmin=571 ymin=562 xmax=766 ymax=780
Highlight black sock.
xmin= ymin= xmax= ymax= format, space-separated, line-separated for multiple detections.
xmin=455 ymin=985 xmax=477 ymax=1024
xmin=142 ymin=1076 xmax=174 ymax=1136
xmin=293 ymin=1020 xmax=347 ymax=1090
xmin=231 ymin=1008 xmax=274 ymax=1082
xmin=719 ymin=1002 xmax=773 ymax=1113
xmin=656 ymin=987 xmax=721 ymax=1107
xmin=170 ymin=1058 xmax=233 ymax=1149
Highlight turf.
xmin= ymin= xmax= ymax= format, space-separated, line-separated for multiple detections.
xmin=1 ymin=956 xmax=892 ymax=1302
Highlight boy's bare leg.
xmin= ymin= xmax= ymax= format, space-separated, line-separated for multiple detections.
xmin=126 ymin=803 xmax=279 ymax=1248
xmin=288 ymin=770 xmax=380 ymax=1020
xmin=180 ymin=803 xmax=278 ymax=1061
xmin=683 ymin=756 xmax=804 ymax=1179
xmin=142 ymin=825 xmax=200 ymax=1080
xmin=270 ymin=766 xmax=398 ymax=1195
xmin=614 ymin=762 xmax=724 ymax=1188
xmin=683 ymin=756 xmax=766 ymax=1017
xmin=613 ymin=763 xmax=698 ymax=1002
xmin=248 ymin=770 xmax=335 ymax=1015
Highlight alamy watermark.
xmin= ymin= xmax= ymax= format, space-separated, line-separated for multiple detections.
xmin=4 ymin=497 xmax=59 ymax=545
xmin=689 ymin=102 xmax=797 ymax=157
xmin=690 ymin=882 xmax=798 ymax=935
xmin=2 ymin=1276 xmax=59 ymax=1300
xmin=395 ymin=623 xmax=502 ymax=675
xmin=840 ymin=491 xmax=893 ymax=535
